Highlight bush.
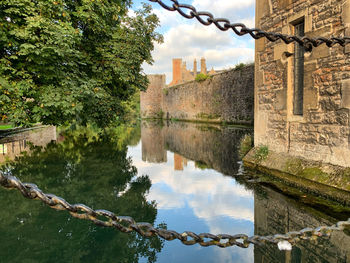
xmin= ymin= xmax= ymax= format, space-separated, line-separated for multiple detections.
xmin=234 ymin=63 xmax=246 ymax=71
xmin=195 ymin=73 xmax=211 ymax=82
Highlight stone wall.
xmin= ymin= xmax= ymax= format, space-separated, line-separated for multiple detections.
xmin=163 ymin=65 xmax=254 ymax=125
xmin=141 ymin=65 xmax=254 ymax=125
xmin=255 ymin=0 xmax=350 ymax=167
xmin=140 ymin=75 xmax=165 ymax=119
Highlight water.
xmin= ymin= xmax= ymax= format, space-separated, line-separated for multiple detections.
xmin=0 ymin=122 xmax=349 ymax=263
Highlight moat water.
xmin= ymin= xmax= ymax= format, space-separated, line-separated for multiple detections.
xmin=0 ymin=122 xmax=349 ymax=263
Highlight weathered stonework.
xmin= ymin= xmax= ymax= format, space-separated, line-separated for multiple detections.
xmin=244 ymin=149 xmax=350 ymax=205
xmin=140 ymin=75 xmax=166 ymax=119
xmin=253 ymin=0 xmax=350 ymax=169
xmin=141 ymin=65 xmax=255 ymax=125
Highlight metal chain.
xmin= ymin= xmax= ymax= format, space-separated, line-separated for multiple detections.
xmin=148 ymin=0 xmax=350 ymax=52
xmin=1 ymin=172 xmax=349 ymax=249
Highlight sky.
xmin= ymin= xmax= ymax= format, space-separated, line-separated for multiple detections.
xmin=132 ymin=0 xmax=256 ymax=84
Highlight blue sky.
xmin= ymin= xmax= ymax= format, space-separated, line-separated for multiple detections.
xmin=132 ymin=0 xmax=256 ymax=84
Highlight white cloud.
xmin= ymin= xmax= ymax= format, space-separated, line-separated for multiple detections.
xmin=193 ymin=0 xmax=255 ymax=14
xmin=142 ymin=0 xmax=255 ymax=83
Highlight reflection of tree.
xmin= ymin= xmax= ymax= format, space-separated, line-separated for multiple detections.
xmin=0 ymin=125 xmax=163 ymax=263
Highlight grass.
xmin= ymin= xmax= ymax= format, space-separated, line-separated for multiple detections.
xmin=254 ymin=145 xmax=269 ymax=162
xmin=0 ymin=124 xmax=14 ymax=130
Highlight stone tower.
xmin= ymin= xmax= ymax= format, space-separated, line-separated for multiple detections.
xmin=193 ymin=59 xmax=198 ymax=78
xmin=140 ymin=74 xmax=166 ymax=118
xmin=200 ymin=57 xmax=207 ymax=74
xmin=169 ymin=58 xmax=182 ymax=86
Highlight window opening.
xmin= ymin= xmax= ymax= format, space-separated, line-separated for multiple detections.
xmin=293 ymin=21 xmax=305 ymax=116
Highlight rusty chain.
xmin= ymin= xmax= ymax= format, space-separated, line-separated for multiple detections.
xmin=1 ymin=172 xmax=349 ymax=249
xmin=148 ymin=0 xmax=350 ymax=52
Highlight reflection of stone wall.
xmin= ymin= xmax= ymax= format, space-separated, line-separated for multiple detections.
xmin=254 ymin=187 xmax=350 ymax=263
xmin=140 ymin=120 xmax=252 ymax=174
xmin=163 ymin=122 xmax=252 ymax=175
xmin=141 ymin=122 xmax=167 ymax=163
xmin=0 ymin=126 xmax=57 ymax=164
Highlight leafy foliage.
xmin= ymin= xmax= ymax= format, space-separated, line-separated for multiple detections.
xmin=0 ymin=0 xmax=162 ymax=127
xmin=195 ymin=73 xmax=211 ymax=82
xmin=0 ymin=125 xmax=163 ymax=262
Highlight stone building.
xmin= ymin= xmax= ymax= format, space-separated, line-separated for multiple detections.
xmin=253 ymin=0 xmax=350 ymax=166
xmin=244 ymin=0 xmax=350 ymax=196
xmin=169 ymin=57 xmax=219 ymax=86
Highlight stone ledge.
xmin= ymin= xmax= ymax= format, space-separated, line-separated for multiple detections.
xmin=243 ymin=148 xmax=350 ymax=205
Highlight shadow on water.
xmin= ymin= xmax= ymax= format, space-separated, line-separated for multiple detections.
xmin=0 ymin=125 xmax=163 ymax=263
xmin=0 ymin=122 xmax=349 ymax=262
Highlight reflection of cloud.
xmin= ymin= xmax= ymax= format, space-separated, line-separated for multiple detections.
xmin=190 ymin=196 xmax=254 ymax=222
xmin=148 ymin=186 xmax=185 ymax=209
xmin=129 ymin=144 xmax=254 ymax=223
xmin=214 ymin=246 xmax=254 ymax=263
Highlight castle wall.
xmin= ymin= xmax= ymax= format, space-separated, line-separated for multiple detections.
xmin=255 ymin=0 xmax=350 ymax=167
xmin=140 ymin=75 xmax=165 ymax=118
xmin=163 ymin=65 xmax=254 ymax=125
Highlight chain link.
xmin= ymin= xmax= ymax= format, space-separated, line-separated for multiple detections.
xmin=148 ymin=0 xmax=350 ymax=52
xmin=1 ymin=172 xmax=349 ymax=249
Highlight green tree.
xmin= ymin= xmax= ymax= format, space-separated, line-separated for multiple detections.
xmin=0 ymin=125 xmax=163 ymax=262
xmin=0 ymin=0 xmax=162 ymax=127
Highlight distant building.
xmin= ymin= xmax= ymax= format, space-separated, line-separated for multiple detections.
xmin=169 ymin=57 xmax=222 ymax=86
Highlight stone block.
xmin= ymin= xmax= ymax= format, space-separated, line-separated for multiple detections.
xmin=346 ymin=28 xmax=350 ymax=54
xmin=256 ymin=38 xmax=266 ymax=53
xmin=273 ymin=43 xmax=288 ymax=61
xmin=256 ymin=0 xmax=271 ymax=21
xmin=342 ymin=0 xmax=350 ymax=24
xmin=277 ymin=0 xmax=292 ymax=9
xmin=308 ymin=44 xmax=330 ymax=60
xmin=341 ymin=79 xmax=350 ymax=109
xmin=304 ymin=87 xmax=319 ymax=111
xmin=275 ymin=88 xmax=287 ymax=110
